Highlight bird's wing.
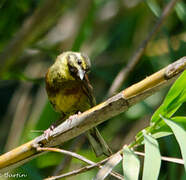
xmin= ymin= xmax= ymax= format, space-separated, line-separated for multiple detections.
xmin=81 ymin=74 xmax=96 ymax=107
xmin=82 ymin=74 xmax=112 ymax=156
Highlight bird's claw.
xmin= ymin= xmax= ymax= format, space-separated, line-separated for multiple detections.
xmin=44 ymin=125 xmax=55 ymax=141
xmin=68 ymin=112 xmax=81 ymax=125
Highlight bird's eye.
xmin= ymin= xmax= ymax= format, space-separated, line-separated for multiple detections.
xmin=77 ymin=59 xmax=82 ymax=65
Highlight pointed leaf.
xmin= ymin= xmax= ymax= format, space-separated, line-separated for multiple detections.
xmin=161 ymin=115 xmax=186 ymax=171
xmin=151 ymin=70 xmax=186 ymax=124
xmin=152 ymin=116 xmax=186 ymax=139
xmin=145 ymin=0 xmax=161 ymax=17
xmin=123 ymin=146 xmax=140 ymax=180
xmin=142 ymin=131 xmax=161 ymax=180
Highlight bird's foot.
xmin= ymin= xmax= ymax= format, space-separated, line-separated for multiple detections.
xmin=44 ymin=125 xmax=55 ymax=141
xmin=68 ymin=112 xmax=81 ymax=125
xmin=69 ymin=111 xmax=81 ymax=120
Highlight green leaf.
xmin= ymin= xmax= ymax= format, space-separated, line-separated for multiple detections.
xmin=175 ymin=2 xmax=186 ymax=23
xmin=161 ymin=115 xmax=186 ymax=171
xmin=152 ymin=116 xmax=186 ymax=139
xmin=145 ymin=0 xmax=161 ymax=17
xmin=151 ymin=70 xmax=186 ymax=124
xmin=123 ymin=146 xmax=140 ymax=180
xmin=142 ymin=131 xmax=161 ymax=180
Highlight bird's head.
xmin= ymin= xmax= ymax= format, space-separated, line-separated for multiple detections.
xmin=46 ymin=52 xmax=91 ymax=86
xmin=66 ymin=52 xmax=91 ymax=80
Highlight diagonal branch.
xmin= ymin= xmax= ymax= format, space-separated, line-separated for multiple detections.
xmin=0 ymin=57 xmax=185 ymax=172
xmin=107 ymin=0 xmax=179 ymax=97
xmin=45 ymin=159 xmax=109 ymax=180
xmin=45 ymin=148 xmax=184 ymax=179
xmin=37 ymin=147 xmax=97 ymax=165
xmin=37 ymin=147 xmax=123 ymax=180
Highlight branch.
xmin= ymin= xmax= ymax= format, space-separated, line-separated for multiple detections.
xmin=45 ymin=148 xmax=184 ymax=179
xmin=37 ymin=147 xmax=122 ymax=180
xmin=52 ymin=135 xmax=86 ymax=175
xmin=135 ymin=151 xmax=184 ymax=165
xmin=107 ymin=0 xmax=179 ymax=97
xmin=0 ymin=57 xmax=185 ymax=172
xmin=45 ymin=159 xmax=108 ymax=180
xmin=37 ymin=147 xmax=96 ymax=166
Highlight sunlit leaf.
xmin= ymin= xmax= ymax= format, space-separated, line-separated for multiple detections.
xmin=175 ymin=2 xmax=186 ymax=22
xmin=123 ymin=146 xmax=140 ymax=180
xmin=142 ymin=131 xmax=161 ymax=180
xmin=145 ymin=0 xmax=161 ymax=17
xmin=161 ymin=115 xmax=186 ymax=171
xmin=151 ymin=70 xmax=186 ymax=124
xmin=152 ymin=116 xmax=186 ymax=139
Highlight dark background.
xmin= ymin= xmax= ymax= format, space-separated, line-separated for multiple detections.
xmin=0 ymin=0 xmax=186 ymax=179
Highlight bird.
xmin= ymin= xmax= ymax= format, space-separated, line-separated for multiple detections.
xmin=45 ymin=51 xmax=112 ymax=156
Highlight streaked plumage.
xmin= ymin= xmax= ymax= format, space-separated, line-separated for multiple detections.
xmin=45 ymin=51 xmax=111 ymax=156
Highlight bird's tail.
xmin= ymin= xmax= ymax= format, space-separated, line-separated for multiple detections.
xmin=87 ymin=127 xmax=112 ymax=157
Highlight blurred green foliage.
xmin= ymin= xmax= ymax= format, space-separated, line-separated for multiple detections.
xmin=0 ymin=0 xmax=186 ymax=179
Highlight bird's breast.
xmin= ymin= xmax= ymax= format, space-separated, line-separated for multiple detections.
xmin=47 ymin=80 xmax=90 ymax=115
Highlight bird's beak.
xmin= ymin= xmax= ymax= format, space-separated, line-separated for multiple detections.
xmin=77 ymin=68 xmax=85 ymax=80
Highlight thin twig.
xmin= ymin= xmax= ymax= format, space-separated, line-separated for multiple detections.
xmin=45 ymin=159 xmax=108 ymax=180
xmin=46 ymin=148 xmax=184 ymax=179
xmin=46 ymin=167 xmax=123 ymax=180
xmin=107 ymin=0 xmax=179 ymax=97
xmin=37 ymin=147 xmax=95 ymax=165
xmin=37 ymin=147 xmax=123 ymax=180
xmin=135 ymin=151 xmax=184 ymax=165
xmin=52 ymin=135 xmax=86 ymax=175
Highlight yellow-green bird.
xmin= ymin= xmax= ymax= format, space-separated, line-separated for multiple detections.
xmin=45 ymin=51 xmax=111 ymax=156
